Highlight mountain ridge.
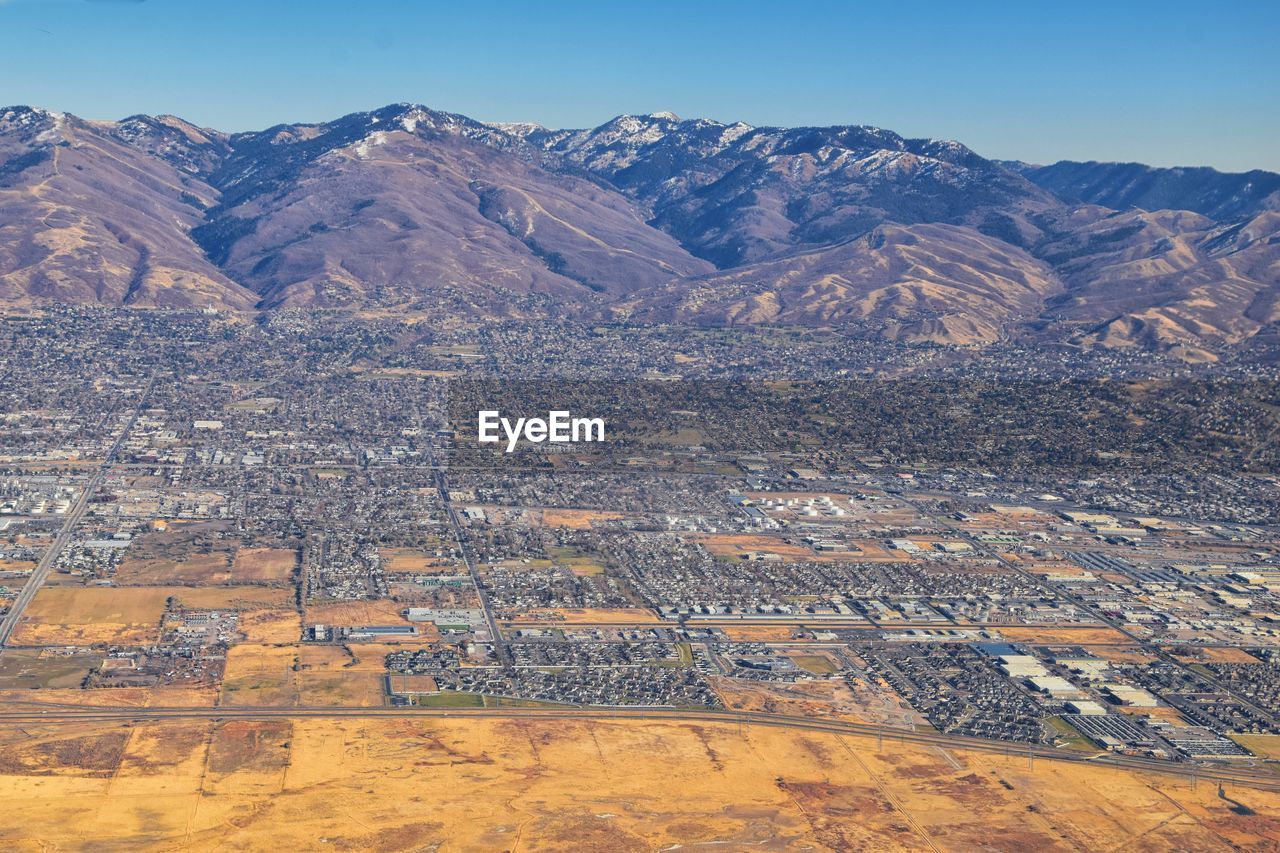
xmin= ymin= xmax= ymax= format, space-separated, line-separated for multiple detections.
xmin=1006 ymin=158 xmax=1280 ymax=222
xmin=2 ymin=102 xmax=1277 ymax=358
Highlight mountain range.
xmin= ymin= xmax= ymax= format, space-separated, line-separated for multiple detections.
xmin=2 ymin=103 xmax=1278 ymax=359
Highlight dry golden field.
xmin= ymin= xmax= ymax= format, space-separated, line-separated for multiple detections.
xmin=719 ymin=624 xmax=806 ymax=641
xmin=117 ymin=546 xmax=295 ymax=586
xmin=538 ymin=508 xmax=626 ymax=529
xmin=230 ymin=548 xmax=298 ymax=583
xmin=236 ymin=608 xmax=303 ymax=643
xmin=1230 ymin=735 xmax=1280 ymax=760
xmin=1174 ymin=646 xmax=1264 ymax=664
xmin=218 ymin=644 xmax=389 ymax=708
xmin=10 ymin=586 xmax=293 ymax=646
xmin=116 ymin=553 xmax=233 ymax=585
xmin=0 ymin=685 xmax=219 ymax=708
xmin=0 ymin=717 xmax=1275 ymax=850
xmin=380 ymin=547 xmax=459 ymax=575
xmin=711 ymin=677 xmax=897 ymax=724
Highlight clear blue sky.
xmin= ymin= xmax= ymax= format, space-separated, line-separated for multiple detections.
xmin=1 ymin=0 xmax=1277 ymax=171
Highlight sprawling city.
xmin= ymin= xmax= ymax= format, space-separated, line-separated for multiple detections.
xmin=2 ymin=0 xmax=1279 ymax=847
xmin=0 ymin=308 xmax=1276 ymax=846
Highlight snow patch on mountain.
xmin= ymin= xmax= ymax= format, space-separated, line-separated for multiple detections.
xmin=354 ymin=131 xmax=389 ymax=159
xmin=487 ymin=121 xmax=546 ymax=137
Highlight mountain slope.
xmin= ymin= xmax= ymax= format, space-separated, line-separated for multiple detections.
xmin=522 ymin=113 xmax=1063 ymax=267
xmin=0 ymin=107 xmax=255 ymax=309
xmin=1037 ymin=207 xmax=1280 ymax=359
xmin=1010 ymin=160 xmax=1280 ymax=222
xmin=192 ymin=105 xmax=711 ymax=309
xmin=620 ymin=222 xmax=1062 ymax=344
xmin=0 ymin=102 xmax=1277 ymax=360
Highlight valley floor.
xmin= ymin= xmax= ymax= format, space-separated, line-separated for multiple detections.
xmin=0 ymin=716 xmax=1277 ymax=850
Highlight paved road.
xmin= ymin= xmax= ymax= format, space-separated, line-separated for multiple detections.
xmin=0 ymin=372 xmax=156 ymax=649
xmin=429 ymin=443 xmax=509 ymax=664
xmin=0 ymin=703 xmax=1274 ymax=791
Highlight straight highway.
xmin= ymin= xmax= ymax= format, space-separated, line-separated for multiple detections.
xmin=0 ymin=702 xmax=1274 ymax=792
xmin=0 ymin=372 xmax=157 ymax=649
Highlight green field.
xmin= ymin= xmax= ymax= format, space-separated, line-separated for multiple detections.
xmin=791 ymin=654 xmax=839 ymax=674
xmin=413 ymin=691 xmax=573 ymax=709
xmin=1046 ymin=716 xmax=1102 ymax=752
xmin=414 ymin=691 xmax=485 ymax=708
xmin=547 ymin=545 xmax=606 ymax=576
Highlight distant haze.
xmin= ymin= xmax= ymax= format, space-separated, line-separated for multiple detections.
xmin=0 ymin=0 xmax=1276 ymax=172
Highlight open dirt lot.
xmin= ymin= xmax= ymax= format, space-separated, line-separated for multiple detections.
xmin=701 ymin=533 xmax=822 ymax=561
xmin=539 ymin=508 xmax=626 ymax=529
xmin=1174 ymin=646 xmax=1264 ymax=664
xmin=0 ymin=717 xmax=1276 ymax=850
xmin=1091 ymin=645 xmax=1161 ymax=664
xmin=994 ymin=626 xmax=1134 ymax=645
xmin=711 ymin=677 xmax=907 ymax=725
xmin=719 ymin=624 xmax=806 ymax=641
xmin=230 ymin=547 xmax=298 ymax=583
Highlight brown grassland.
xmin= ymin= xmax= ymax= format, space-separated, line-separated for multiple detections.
xmin=117 ymin=546 xmax=295 ymax=586
xmin=538 ymin=509 xmax=626 ymax=529
xmin=0 ymin=648 xmax=100 ymax=690
xmin=10 ymin=587 xmax=293 ymax=646
xmin=219 ymin=644 xmax=390 ymax=708
xmin=1174 ymin=646 xmax=1264 ymax=664
xmin=116 ymin=553 xmax=233 ymax=586
xmin=236 ymin=608 xmax=303 ymax=644
xmin=230 ymin=548 xmax=298 ymax=583
xmin=219 ymin=644 xmax=301 ymax=707
xmin=711 ymin=677 xmax=900 ymax=724
xmin=380 ymin=547 xmax=459 ymax=575
xmin=789 ymin=653 xmax=841 ymax=674
xmin=0 ymin=717 xmax=1276 ymax=850
xmin=0 ymin=685 xmax=219 ymax=708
